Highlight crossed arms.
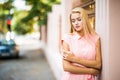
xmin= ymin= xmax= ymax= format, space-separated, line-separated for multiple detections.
xmin=61 ymin=38 xmax=102 ymax=76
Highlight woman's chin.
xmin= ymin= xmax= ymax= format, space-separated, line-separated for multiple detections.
xmin=76 ymin=29 xmax=82 ymax=32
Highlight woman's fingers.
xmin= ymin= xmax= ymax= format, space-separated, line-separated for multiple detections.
xmin=63 ymin=53 xmax=68 ymax=58
xmin=61 ymin=50 xmax=73 ymax=60
xmin=62 ymin=50 xmax=71 ymax=54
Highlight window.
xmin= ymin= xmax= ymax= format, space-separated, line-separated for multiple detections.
xmin=81 ymin=0 xmax=95 ymax=29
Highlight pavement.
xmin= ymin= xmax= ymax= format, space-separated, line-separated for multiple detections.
xmin=0 ymin=36 xmax=56 ymax=80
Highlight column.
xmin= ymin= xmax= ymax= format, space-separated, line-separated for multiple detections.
xmin=96 ymin=0 xmax=109 ymax=80
xmin=47 ymin=5 xmax=62 ymax=80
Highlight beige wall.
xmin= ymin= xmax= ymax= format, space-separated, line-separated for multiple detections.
xmin=72 ymin=0 xmax=82 ymax=8
xmin=47 ymin=5 xmax=63 ymax=80
xmin=61 ymin=0 xmax=72 ymax=36
xmin=109 ymin=0 xmax=120 ymax=80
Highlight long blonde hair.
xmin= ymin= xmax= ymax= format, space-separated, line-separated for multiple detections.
xmin=70 ymin=7 xmax=96 ymax=37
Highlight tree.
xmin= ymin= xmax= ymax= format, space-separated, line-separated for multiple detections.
xmin=22 ymin=0 xmax=60 ymax=26
xmin=12 ymin=0 xmax=60 ymax=35
xmin=13 ymin=10 xmax=34 ymax=34
xmin=0 ymin=0 xmax=15 ymax=33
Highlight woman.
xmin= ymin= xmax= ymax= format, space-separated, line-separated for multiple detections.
xmin=61 ymin=7 xmax=102 ymax=80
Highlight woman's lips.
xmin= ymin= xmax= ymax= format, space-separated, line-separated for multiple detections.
xmin=76 ymin=26 xmax=80 ymax=28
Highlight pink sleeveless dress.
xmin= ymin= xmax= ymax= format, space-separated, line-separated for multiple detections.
xmin=61 ymin=32 xmax=99 ymax=80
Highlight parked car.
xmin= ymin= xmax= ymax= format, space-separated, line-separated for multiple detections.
xmin=0 ymin=39 xmax=19 ymax=58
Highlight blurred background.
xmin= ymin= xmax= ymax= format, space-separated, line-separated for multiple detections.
xmin=0 ymin=0 xmax=60 ymax=80
xmin=0 ymin=0 xmax=60 ymax=40
xmin=0 ymin=0 xmax=120 ymax=80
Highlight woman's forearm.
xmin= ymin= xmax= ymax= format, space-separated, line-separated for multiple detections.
xmin=63 ymin=60 xmax=99 ymax=76
xmin=72 ymin=57 xmax=101 ymax=70
xmin=65 ymin=64 xmax=99 ymax=75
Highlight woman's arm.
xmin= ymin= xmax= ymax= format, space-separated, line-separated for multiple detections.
xmin=63 ymin=59 xmax=99 ymax=75
xmin=61 ymin=40 xmax=99 ymax=75
xmin=63 ymin=38 xmax=102 ymax=70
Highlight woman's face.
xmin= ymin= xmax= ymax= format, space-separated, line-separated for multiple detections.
xmin=71 ymin=13 xmax=83 ymax=32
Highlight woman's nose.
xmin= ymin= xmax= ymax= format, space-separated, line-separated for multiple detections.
xmin=75 ymin=21 xmax=79 ymax=25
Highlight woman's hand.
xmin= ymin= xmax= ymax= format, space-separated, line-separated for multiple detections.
xmin=62 ymin=50 xmax=76 ymax=62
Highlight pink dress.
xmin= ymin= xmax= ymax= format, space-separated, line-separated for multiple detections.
xmin=61 ymin=32 xmax=99 ymax=80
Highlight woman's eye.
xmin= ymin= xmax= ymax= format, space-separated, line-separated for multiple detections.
xmin=77 ymin=18 xmax=81 ymax=21
xmin=72 ymin=20 xmax=75 ymax=23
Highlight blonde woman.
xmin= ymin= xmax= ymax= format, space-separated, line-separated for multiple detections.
xmin=61 ymin=7 xmax=102 ymax=80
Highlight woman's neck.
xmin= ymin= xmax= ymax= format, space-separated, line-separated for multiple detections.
xmin=76 ymin=30 xmax=84 ymax=37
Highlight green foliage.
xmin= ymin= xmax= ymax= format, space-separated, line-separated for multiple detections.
xmin=22 ymin=0 xmax=61 ymax=26
xmin=2 ymin=0 xmax=14 ymax=10
xmin=12 ymin=10 xmax=34 ymax=35
xmin=0 ymin=0 xmax=61 ymax=34
xmin=14 ymin=22 xmax=33 ymax=34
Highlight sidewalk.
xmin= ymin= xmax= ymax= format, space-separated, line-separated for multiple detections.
xmin=15 ymin=35 xmax=63 ymax=80
xmin=14 ymin=35 xmax=57 ymax=79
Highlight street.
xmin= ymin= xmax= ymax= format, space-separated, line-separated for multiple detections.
xmin=0 ymin=38 xmax=56 ymax=80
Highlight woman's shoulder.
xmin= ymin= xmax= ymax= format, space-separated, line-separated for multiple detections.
xmin=62 ymin=33 xmax=74 ymax=40
xmin=93 ymin=32 xmax=100 ymax=39
xmin=90 ymin=33 xmax=100 ymax=43
xmin=64 ymin=33 xmax=74 ymax=37
xmin=62 ymin=33 xmax=74 ymax=43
